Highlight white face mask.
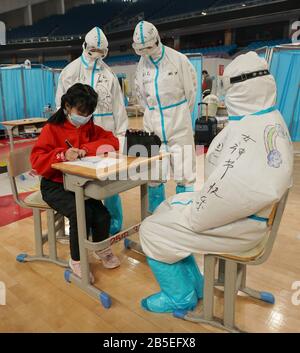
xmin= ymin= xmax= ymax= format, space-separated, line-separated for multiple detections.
xmin=134 ymin=45 xmax=161 ymax=60
xmin=134 ymin=47 xmax=150 ymax=56
xmin=69 ymin=113 xmax=92 ymax=127
xmin=148 ymin=44 xmax=162 ymax=60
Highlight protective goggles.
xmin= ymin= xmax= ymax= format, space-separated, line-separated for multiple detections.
xmin=220 ymin=69 xmax=270 ymax=92
xmin=83 ymin=42 xmax=108 ymax=59
xmin=132 ymin=37 xmax=158 ymax=52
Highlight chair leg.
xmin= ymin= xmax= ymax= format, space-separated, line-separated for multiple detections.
xmin=55 ymin=214 xmax=69 ymax=244
xmin=223 ymin=260 xmax=238 ymax=329
xmin=33 ymin=208 xmax=43 ymax=257
xmin=203 ymin=255 xmax=216 ymax=321
xmin=240 ymin=286 xmax=275 ymax=304
xmin=237 ymin=264 xmax=275 ymax=304
xmin=55 ymin=213 xmax=64 ymax=234
xmin=215 ymin=258 xmax=225 ymax=286
xmin=16 ymin=208 xmax=68 ymax=268
xmin=174 ymin=255 xmax=242 ymax=333
xmin=238 ymin=264 xmax=247 ymax=289
xmin=47 ymin=209 xmax=58 ymax=261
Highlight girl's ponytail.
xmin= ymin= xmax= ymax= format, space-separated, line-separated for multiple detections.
xmin=47 ymin=93 xmax=67 ymax=125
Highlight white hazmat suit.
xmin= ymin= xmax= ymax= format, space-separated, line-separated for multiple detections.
xmin=140 ymin=51 xmax=293 ymax=264
xmin=133 ymin=21 xmax=198 ymax=212
xmin=138 ymin=51 xmax=293 ymax=313
xmin=56 ymin=27 xmax=128 ymax=235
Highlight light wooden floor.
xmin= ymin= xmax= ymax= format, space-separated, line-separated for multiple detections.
xmin=0 ymin=119 xmax=299 ymax=333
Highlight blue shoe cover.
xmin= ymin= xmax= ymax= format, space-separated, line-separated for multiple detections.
xmin=141 ymin=290 xmax=198 ymax=313
xmin=148 ymin=184 xmax=166 ymax=213
xmin=182 ymin=255 xmax=204 ymax=299
xmin=104 ymin=194 xmax=123 ymax=235
xmin=141 ymin=257 xmax=198 ymax=313
xmin=176 ymin=185 xmax=194 ymax=194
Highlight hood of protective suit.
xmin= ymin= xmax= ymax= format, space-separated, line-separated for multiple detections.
xmin=83 ymin=26 xmax=108 ymax=60
xmin=132 ymin=21 xmax=161 ymax=56
xmin=224 ymin=51 xmax=277 ymax=117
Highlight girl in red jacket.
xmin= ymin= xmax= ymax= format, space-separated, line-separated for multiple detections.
xmin=31 ymin=83 xmax=120 ymax=281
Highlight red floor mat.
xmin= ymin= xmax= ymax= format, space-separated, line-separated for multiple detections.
xmin=0 ymin=192 xmax=33 ymax=227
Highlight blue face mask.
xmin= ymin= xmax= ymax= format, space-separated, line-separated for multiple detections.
xmin=69 ymin=113 xmax=92 ymax=127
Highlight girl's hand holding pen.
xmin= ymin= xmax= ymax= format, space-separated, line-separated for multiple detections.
xmin=65 ymin=147 xmax=81 ymax=161
xmin=64 ymin=139 xmax=87 ymax=161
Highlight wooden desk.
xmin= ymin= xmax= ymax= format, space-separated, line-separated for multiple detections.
xmin=52 ymin=153 xmax=168 ymax=308
xmin=2 ymin=118 xmax=47 ymax=151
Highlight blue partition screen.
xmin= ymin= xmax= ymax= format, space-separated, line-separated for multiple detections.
xmin=270 ymin=49 xmax=300 ymax=141
xmin=0 ymin=66 xmax=60 ymax=129
xmin=189 ymin=55 xmax=203 ymax=130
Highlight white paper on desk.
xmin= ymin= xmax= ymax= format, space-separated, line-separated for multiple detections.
xmin=66 ymin=156 xmax=119 ymax=169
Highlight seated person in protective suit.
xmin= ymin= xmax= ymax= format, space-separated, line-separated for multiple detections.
xmin=139 ymin=51 xmax=294 ymax=313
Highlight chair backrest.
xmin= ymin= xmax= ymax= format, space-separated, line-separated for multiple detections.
xmin=7 ymin=145 xmax=33 ymax=177
xmin=7 ymin=145 xmax=33 ymax=208
xmin=254 ymin=189 xmax=290 ymax=265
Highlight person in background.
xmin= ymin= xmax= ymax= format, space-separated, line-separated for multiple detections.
xmin=56 ymin=26 xmax=128 ymax=235
xmin=31 ymin=83 xmax=121 ymax=281
xmin=202 ymin=70 xmax=213 ymax=95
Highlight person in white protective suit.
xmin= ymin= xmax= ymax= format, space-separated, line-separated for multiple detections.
xmin=139 ymin=51 xmax=294 ymax=313
xmin=133 ymin=21 xmax=198 ymax=213
xmin=56 ymin=27 xmax=128 ymax=235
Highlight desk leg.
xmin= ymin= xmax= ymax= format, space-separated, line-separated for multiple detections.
xmin=124 ymin=183 xmax=148 ymax=253
xmin=7 ymin=127 xmax=14 ymax=152
xmin=124 ymin=183 xmax=148 ymax=254
xmin=74 ymin=185 xmax=90 ymax=287
xmin=65 ymin=184 xmax=112 ymax=308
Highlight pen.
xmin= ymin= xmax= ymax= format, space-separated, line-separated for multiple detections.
xmin=65 ymin=139 xmax=81 ymax=160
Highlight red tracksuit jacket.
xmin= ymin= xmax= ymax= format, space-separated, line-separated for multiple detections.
xmin=30 ymin=119 xmax=119 ymax=183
